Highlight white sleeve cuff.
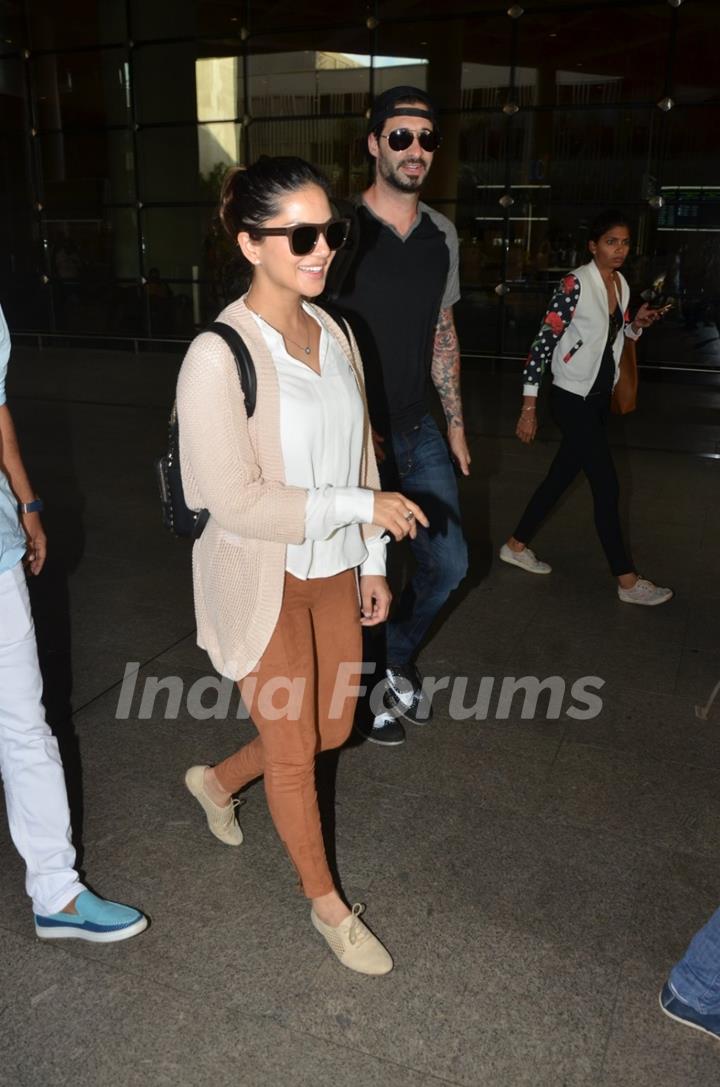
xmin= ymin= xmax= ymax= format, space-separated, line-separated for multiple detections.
xmin=522 ymin=384 xmax=539 ymax=397
xmin=359 ymin=532 xmax=387 ymax=577
xmin=334 ymin=486 xmax=374 ymax=526
xmin=624 ymin=323 xmax=642 ymax=341
xmin=304 ymin=486 xmax=374 ymax=541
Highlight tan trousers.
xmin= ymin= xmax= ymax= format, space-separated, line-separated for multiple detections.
xmin=214 ymin=570 xmax=362 ymax=898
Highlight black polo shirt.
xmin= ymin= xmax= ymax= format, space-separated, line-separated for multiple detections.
xmin=332 ymin=201 xmax=460 ymax=435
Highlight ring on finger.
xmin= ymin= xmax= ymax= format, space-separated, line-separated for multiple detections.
xmin=404 ymin=510 xmax=414 ymax=521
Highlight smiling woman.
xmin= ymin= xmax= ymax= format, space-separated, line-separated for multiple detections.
xmin=175 ymin=154 xmax=428 ymax=976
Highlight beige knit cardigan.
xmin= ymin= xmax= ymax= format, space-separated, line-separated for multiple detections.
xmin=176 ymin=296 xmax=382 ymax=680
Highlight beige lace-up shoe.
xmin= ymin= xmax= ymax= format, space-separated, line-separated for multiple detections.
xmin=311 ymin=903 xmax=393 ymax=975
xmin=184 ymin=765 xmax=243 ymax=846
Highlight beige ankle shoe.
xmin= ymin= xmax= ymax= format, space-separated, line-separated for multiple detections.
xmin=311 ymin=903 xmax=393 ymax=975
xmin=184 ymin=765 xmax=243 ymax=846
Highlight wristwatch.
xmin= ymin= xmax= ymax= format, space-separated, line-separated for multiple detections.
xmin=18 ymin=498 xmax=44 ymax=514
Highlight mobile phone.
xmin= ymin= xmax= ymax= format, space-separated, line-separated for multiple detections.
xmin=641 ymin=274 xmax=674 ymax=311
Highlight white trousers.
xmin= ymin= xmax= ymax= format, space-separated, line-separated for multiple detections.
xmin=0 ymin=561 xmax=83 ymax=915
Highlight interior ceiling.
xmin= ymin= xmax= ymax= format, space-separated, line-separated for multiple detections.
xmin=0 ymin=1 xmax=717 ymax=99
xmin=198 ymin=5 xmax=691 ymax=85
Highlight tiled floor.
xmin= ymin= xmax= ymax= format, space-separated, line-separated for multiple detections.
xmin=1 ymin=348 xmax=720 ymax=1085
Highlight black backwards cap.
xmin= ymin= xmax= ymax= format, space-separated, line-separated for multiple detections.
xmin=367 ymin=85 xmax=440 ymax=135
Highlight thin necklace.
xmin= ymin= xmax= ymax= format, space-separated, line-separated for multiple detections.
xmin=246 ymin=296 xmax=313 ymax=356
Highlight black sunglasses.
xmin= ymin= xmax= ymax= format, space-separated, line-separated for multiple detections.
xmin=379 ymin=128 xmax=441 ymax=153
xmin=245 ymin=218 xmax=350 ymax=256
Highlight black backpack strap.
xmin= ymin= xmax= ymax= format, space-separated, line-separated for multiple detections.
xmin=311 ymin=302 xmax=351 ymax=351
xmin=192 ymin=508 xmax=210 ymax=541
xmin=205 ymin=321 xmax=257 ymax=419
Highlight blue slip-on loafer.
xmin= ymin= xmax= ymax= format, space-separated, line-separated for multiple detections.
xmin=35 ymin=890 xmax=148 ymax=943
xmin=659 ymin=982 xmax=720 ymax=1040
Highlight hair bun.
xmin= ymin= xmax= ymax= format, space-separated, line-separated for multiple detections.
xmin=218 ymin=156 xmax=331 ymax=242
xmin=219 ymin=166 xmax=248 ymax=238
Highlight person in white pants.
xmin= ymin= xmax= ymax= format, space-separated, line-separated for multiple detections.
xmin=0 ymin=304 xmax=146 ymax=942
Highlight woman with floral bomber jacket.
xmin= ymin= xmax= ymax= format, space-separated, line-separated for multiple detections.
xmin=499 ymin=209 xmax=673 ymax=606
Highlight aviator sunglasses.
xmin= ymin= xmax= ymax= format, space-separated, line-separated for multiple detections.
xmin=244 ymin=217 xmax=350 ymax=256
xmin=379 ymin=127 xmax=441 ymax=153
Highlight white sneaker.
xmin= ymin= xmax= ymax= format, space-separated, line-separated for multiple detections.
xmin=618 ymin=577 xmax=673 ymax=606
xmin=499 ymin=542 xmax=552 ymax=575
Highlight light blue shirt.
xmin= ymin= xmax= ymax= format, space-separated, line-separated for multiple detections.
xmin=0 ymin=305 xmax=27 ymax=574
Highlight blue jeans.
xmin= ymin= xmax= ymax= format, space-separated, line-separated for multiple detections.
xmin=378 ymin=413 xmax=467 ymax=667
xmin=670 ymin=906 xmax=720 ymax=1013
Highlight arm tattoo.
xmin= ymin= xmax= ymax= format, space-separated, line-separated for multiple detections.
xmin=431 ymin=306 xmax=464 ymax=429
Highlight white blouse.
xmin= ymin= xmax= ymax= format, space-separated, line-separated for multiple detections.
xmin=249 ymin=304 xmax=386 ymax=580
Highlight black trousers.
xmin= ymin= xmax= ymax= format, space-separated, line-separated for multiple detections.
xmin=513 ymin=386 xmax=634 ymax=577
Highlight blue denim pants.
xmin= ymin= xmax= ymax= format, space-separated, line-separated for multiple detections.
xmin=377 ymin=413 xmax=468 ymax=668
xmin=670 ymin=906 xmax=720 ymax=1013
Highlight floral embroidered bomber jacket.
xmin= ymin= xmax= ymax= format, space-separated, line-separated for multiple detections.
xmin=522 ymin=260 xmax=642 ymax=399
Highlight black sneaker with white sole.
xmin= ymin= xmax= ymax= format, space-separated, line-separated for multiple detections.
xmin=384 ymin=664 xmax=433 ymax=725
xmin=354 ymin=708 xmax=406 ymax=746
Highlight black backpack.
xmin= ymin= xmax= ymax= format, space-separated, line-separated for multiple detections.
xmin=155 ymin=322 xmax=256 ymax=541
xmin=155 ymin=308 xmax=351 ymax=542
